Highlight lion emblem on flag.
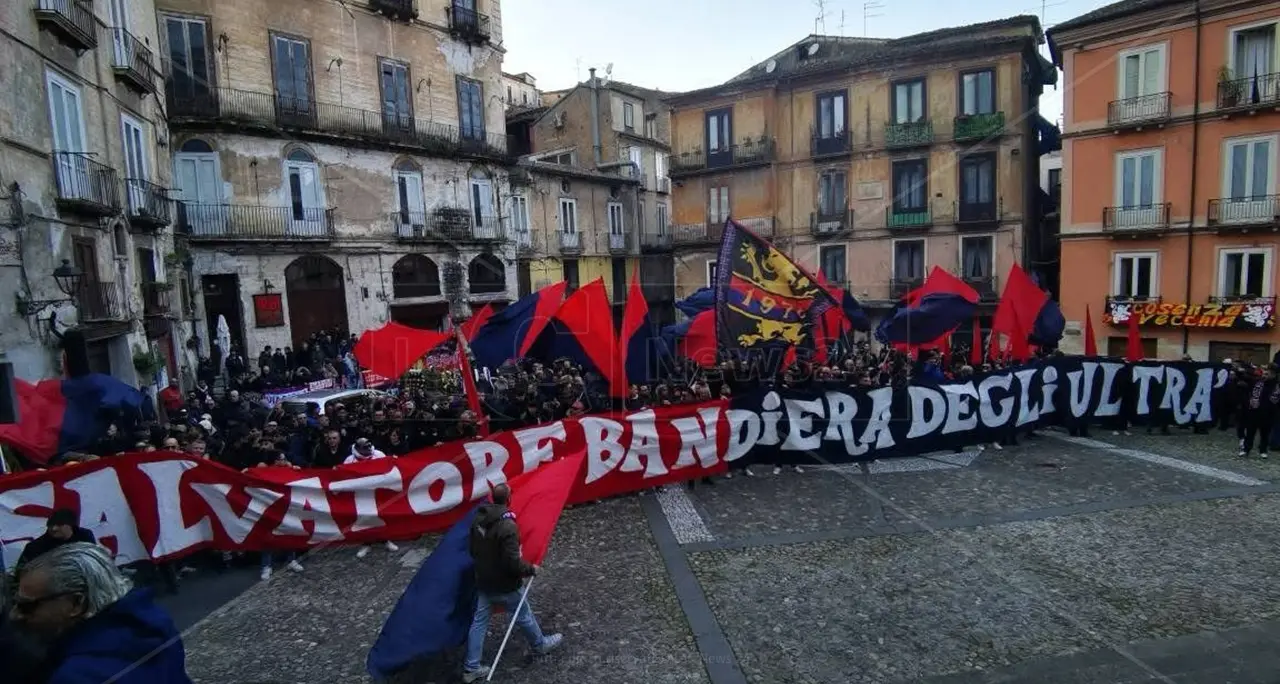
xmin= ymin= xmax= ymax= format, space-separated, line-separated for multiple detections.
xmin=731 ymin=243 xmax=822 ymax=346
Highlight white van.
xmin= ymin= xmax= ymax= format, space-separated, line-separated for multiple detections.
xmin=279 ymin=388 xmax=391 ymax=416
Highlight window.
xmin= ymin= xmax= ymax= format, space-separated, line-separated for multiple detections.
xmin=818 ymin=171 xmax=846 ymax=216
xmin=960 ymin=69 xmax=995 ymax=115
xmin=960 ymin=153 xmax=996 ymax=207
xmin=1047 ymin=168 xmax=1062 ymax=192
xmin=394 ymin=163 xmax=425 ymax=228
xmin=510 ymin=195 xmax=530 ymax=234
xmin=706 ymin=109 xmax=731 ymax=152
xmin=563 ymin=259 xmax=580 ymax=292
xmin=960 ymin=235 xmax=994 ymax=281
xmin=1114 ymin=149 xmax=1163 ymax=230
xmin=545 ymin=152 xmax=573 ymax=165
xmin=457 ymin=77 xmax=485 ymax=140
xmin=819 ymin=245 xmax=847 ymax=284
xmin=637 ymin=200 xmax=645 ymax=234
xmin=892 ymin=79 xmax=926 ymax=124
xmin=1118 ymin=44 xmax=1165 ymax=99
xmin=380 ymin=59 xmax=413 ymax=128
xmin=507 ymin=85 xmax=513 ymax=103
xmin=706 ymin=261 xmax=718 ymax=287
xmin=623 ymin=101 xmax=635 ymax=131
xmin=608 ymin=202 xmax=624 ymax=235
xmin=470 ymin=172 xmax=495 ymax=232
xmin=891 ymin=160 xmax=928 ymax=213
xmin=893 ymin=239 xmax=925 ymax=280
xmin=655 ymin=153 xmax=667 ymax=182
xmin=645 ymin=116 xmax=657 ymax=139
xmin=611 ymin=259 xmax=628 ymax=301
xmin=1218 ymin=248 xmax=1272 ymax=298
xmin=271 ymin=34 xmax=312 ymax=114
xmin=816 ymin=90 xmax=847 ymax=138
xmin=628 ymin=146 xmax=644 ymax=177
xmin=107 ymin=0 xmax=131 ymax=65
xmin=1229 ymin=24 xmax=1275 ymax=84
xmin=708 ymin=186 xmax=730 ymax=224
xmin=1223 ymin=135 xmax=1276 ymax=200
xmin=163 ymin=15 xmax=212 ymax=102
xmin=1113 ymin=252 xmax=1157 ymax=299
xmin=522 ymin=92 xmax=529 ymax=105
xmin=657 ymin=203 xmax=668 ymax=234
xmin=47 ymin=71 xmax=86 ymax=153
xmin=121 ymin=115 xmax=149 ymax=209
xmin=558 ymin=198 xmax=577 ymax=233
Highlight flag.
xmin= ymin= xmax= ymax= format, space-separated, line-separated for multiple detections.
xmin=366 ymin=451 xmax=584 ymax=681
xmin=353 ymin=322 xmax=450 ymax=380
xmin=1030 ymin=299 xmax=1066 ymax=346
xmin=460 ymin=304 xmax=496 ymax=342
xmin=620 ymin=271 xmax=662 ymax=387
xmin=876 ymin=267 xmax=977 ymax=346
xmin=660 ymin=310 xmax=717 ymax=368
xmin=1083 ymin=304 xmax=1098 ymax=357
xmin=455 ymin=326 xmax=489 ymax=438
xmin=469 ymin=283 xmax=566 ymax=371
xmin=713 ymin=218 xmax=834 ymax=373
xmin=0 ymin=374 xmax=149 ymax=465
xmin=992 ymin=264 xmax=1063 ymax=348
xmin=526 ymin=279 xmax=625 ymax=397
xmin=969 ymin=318 xmax=983 ymax=366
xmin=1126 ymin=304 xmax=1143 ymax=362
xmin=674 ymin=287 xmax=715 ymax=318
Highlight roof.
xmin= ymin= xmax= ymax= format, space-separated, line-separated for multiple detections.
xmin=505 ymin=105 xmax=547 ymax=124
xmin=608 ymin=81 xmax=673 ymax=102
xmin=1046 ymin=0 xmax=1182 ymax=35
xmin=666 ymin=15 xmax=1043 ymax=104
xmin=518 ymin=159 xmax=642 ymax=185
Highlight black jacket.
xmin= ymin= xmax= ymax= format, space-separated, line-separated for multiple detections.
xmin=468 ymin=504 xmax=535 ymax=594
xmin=16 ymin=527 xmax=96 ymax=573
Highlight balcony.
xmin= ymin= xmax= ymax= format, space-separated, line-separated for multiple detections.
xmin=668 ymin=138 xmax=774 ymax=177
xmin=141 ymin=282 xmax=172 ymax=318
xmin=672 ymin=222 xmax=723 ymax=246
xmin=891 ymin=277 xmax=924 ymax=299
xmin=513 ymin=229 xmax=537 ymax=257
xmin=559 ymin=231 xmax=582 ymax=254
xmin=953 ymin=112 xmax=1006 ymax=142
xmin=655 ymin=177 xmax=671 ymax=194
xmin=1217 ymin=72 xmax=1280 ymax=112
xmin=369 ymin=0 xmax=417 ymax=20
xmin=1207 ymin=195 xmax=1280 ymax=232
xmin=110 ymin=28 xmax=156 ymax=94
xmin=166 ymin=86 xmax=512 ymax=161
xmin=53 ymin=152 xmax=120 ymax=216
xmin=177 ymin=203 xmax=335 ymax=241
xmin=1107 ymin=92 xmax=1171 ymax=130
xmin=887 ymin=207 xmax=932 ymax=230
xmin=885 ymin=121 xmax=933 ymax=149
xmin=955 ymin=199 xmax=1002 ymax=229
xmin=811 ymin=129 xmax=851 ymax=158
xmin=124 ymin=178 xmax=171 ymax=230
xmin=607 ymin=232 xmax=631 ymax=254
xmin=78 ymin=282 xmax=126 ymax=323
xmin=963 ymin=276 xmax=999 ymax=301
xmin=640 ymin=231 xmax=673 ymax=251
xmin=33 ymin=0 xmax=97 ymax=51
xmin=810 ymin=206 xmax=852 ymax=236
xmin=1102 ymin=203 xmax=1171 ymax=234
xmin=447 ymin=3 xmax=491 ymax=45
xmin=393 ymin=208 xmax=505 ymax=243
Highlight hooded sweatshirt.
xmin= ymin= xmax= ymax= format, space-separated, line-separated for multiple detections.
xmin=38 ymin=587 xmax=192 ymax=684
xmin=342 ymin=445 xmax=388 ymax=464
xmin=468 ymin=503 xmax=535 ymax=594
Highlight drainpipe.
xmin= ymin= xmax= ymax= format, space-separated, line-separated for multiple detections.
xmin=588 ymin=68 xmax=603 ymax=166
xmin=1182 ymin=0 xmax=1202 ymax=355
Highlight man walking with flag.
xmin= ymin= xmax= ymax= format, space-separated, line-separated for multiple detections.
xmin=461 ymin=483 xmax=564 ymax=681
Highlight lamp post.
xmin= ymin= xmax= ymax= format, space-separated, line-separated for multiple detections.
xmin=53 ymin=259 xmax=84 ymax=299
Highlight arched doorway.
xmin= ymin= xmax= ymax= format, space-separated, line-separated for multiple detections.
xmin=285 ymin=255 xmax=349 ymax=347
xmin=392 ymin=254 xmax=441 ymax=299
xmin=468 ymin=253 xmax=505 ymax=294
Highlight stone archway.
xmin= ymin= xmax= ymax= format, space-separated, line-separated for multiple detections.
xmin=285 ymin=255 xmax=349 ymax=348
xmin=468 ymin=253 xmax=505 ymax=294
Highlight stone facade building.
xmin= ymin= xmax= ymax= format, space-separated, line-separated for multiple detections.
xmin=2 ymin=0 xmax=189 ymax=384
xmin=157 ymin=0 xmax=516 ymax=355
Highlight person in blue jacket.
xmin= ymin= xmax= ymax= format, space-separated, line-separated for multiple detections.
xmin=9 ymin=542 xmax=192 ymax=684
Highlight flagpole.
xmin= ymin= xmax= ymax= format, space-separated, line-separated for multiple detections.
xmin=486 ymin=578 xmax=534 ymax=682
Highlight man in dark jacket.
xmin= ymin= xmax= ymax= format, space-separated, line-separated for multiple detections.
xmin=15 ymin=509 xmax=96 ymax=576
xmin=461 ymin=484 xmax=562 ymax=683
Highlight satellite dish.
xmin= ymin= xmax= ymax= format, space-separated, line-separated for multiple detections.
xmin=807 ymin=42 xmax=820 ymax=56
xmin=765 ymin=59 xmax=777 ymax=73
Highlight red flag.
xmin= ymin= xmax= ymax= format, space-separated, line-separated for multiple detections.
xmin=1126 ymin=304 xmax=1143 ymax=362
xmin=455 ymin=326 xmax=489 ymax=438
xmin=353 ymin=322 xmax=449 ymax=380
xmin=555 ymin=279 xmax=624 ymax=396
xmin=1010 ymin=313 xmax=1032 ymax=362
xmin=992 ymin=264 xmax=1048 ymax=341
xmin=1083 ymin=305 xmax=1098 ymax=357
xmin=460 ymin=304 xmax=495 ymax=342
xmin=618 ymin=270 xmax=648 ymax=390
xmin=969 ymin=318 xmax=983 ymax=366
xmin=507 ymin=450 xmax=586 ymax=566
xmin=938 ymin=332 xmax=951 ymax=366
xmin=910 ymin=266 xmax=980 ymax=305
xmin=680 ymin=310 xmax=718 ymax=368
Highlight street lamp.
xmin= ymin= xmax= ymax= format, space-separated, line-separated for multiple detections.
xmin=15 ymin=259 xmax=84 ymax=315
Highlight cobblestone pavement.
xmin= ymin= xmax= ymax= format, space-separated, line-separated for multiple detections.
xmin=180 ymin=430 xmax=1280 ymax=683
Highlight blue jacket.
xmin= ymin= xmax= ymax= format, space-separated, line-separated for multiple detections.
xmin=43 ymin=588 xmax=192 ymax=684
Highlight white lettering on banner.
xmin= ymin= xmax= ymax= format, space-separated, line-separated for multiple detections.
xmin=978 ymin=373 xmax=1015 ymax=427
xmin=581 ymin=417 xmax=625 ymax=483
xmin=724 ymin=409 xmax=761 ymax=463
xmin=1039 ymin=365 xmax=1059 ymax=416
xmin=64 ymin=468 xmax=148 ymax=564
xmin=190 ymin=483 xmax=285 ymax=544
xmin=1133 ymin=365 xmax=1165 ymax=415
xmin=1067 ymin=365 xmax=1095 ymax=418
xmin=1161 ymin=368 xmax=1188 ymax=420
xmin=138 ymin=460 xmax=213 ymax=557
xmin=328 ymin=468 xmax=405 ymax=532
xmin=407 ymin=462 xmax=464 ymax=515
xmin=758 ymin=392 xmax=783 ymax=446
xmin=782 ymin=397 xmax=824 ymax=451
xmin=942 ymin=383 xmax=980 ymax=435
xmin=1015 ymin=369 xmax=1043 ymax=426
xmin=274 ymin=477 xmax=345 ymax=542
xmin=906 ymin=387 xmax=945 ymax=439
xmin=672 ymin=407 xmax=721 ymax=469
xmin=1096 ymin=362 xmax=1125 ymax=417
xmin=464 ymin=441 xmax=509 ymax=500
xmin=621 ymin=411 xmax=668 ymax=478
xmin=860 ymin=387 xmax=896 ymax=453
xmin=823 ymin=391 xmax=858 ymax=450
xmin=0 ymin=482 xmax=54 ymax=569
xmin=515 ymin=423 xmax=567 ymax=473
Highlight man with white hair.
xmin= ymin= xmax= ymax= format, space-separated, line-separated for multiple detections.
xmin=10 ymin=543 xmax=192 ymax=683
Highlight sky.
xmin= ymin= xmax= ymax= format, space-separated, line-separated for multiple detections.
xmin=501 ymin=0 xmax=1123 ymax=126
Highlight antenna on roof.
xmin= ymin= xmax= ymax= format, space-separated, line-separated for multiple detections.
xmin=813 ymin=0 xmax=828 ymax=34
xmin=863 ymin=1 xmax=883 ymax=37
xmin=839 ymin=10 xmax=846 ymax=36
xmin=575 ymin=57 xmax=582 ymax=83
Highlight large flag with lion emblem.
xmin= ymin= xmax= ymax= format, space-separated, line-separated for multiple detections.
xmin=713 ymin=218 xmax=836 ymax=369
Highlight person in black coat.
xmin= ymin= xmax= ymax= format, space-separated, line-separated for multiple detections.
xmin=14 ymin=509 xmax=96 ymax=576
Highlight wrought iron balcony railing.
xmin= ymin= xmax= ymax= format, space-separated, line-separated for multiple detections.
xmin=110 ymin=28 xmax=156 ymax=94
xmin=607 ymin=232 xmax=630 ymax=253
xmin=672 ymin=222 xmax=723 ymax=246
xmin=891 ymin=277 xmax=924 ymax=299
xmin=885 ymin=120 xmax=933 ymax=148
xmin=811 ymin=129 xmax=851 ymax=157
xmin=177 ymin=202 xmax=335 ymax=241
xmin=369 ymin=0 xmax=417 ymax=20
xmin=956 ymin=198 xmax=1002 ymax=227
xmin=887 ymin=207 xmax=932 ymax=229
xmin=811 ymin=205 xmax=852 ymax=235
xmin=1107 ymin=92 xmax=1171 ymax=129
xmin=166 ymin=85 xmax=512 ymax=160
xmin=1102 ymin=203 xmax=1171 ymax=232
xmin=392 ymin=209 xmax=505 ymax=243
xmin=1217 ymin=72 xmax=1280 ymax=111
xmin=78 ymin=282 xmax=126 ymax=322
xmin=953 ymin=112 xmax=1006 ymax=141
xmin=125 ymin=178 xmax=171 ymax=229
xmin=141 ymin=282 xmax=172 ymax=317
xmin=1207 ymin=195 xmax=1280 ymax=228
xmin=640 ymin=231 xmax=673 ymax=251
xmin=963 ymin=275 xmax=999 ymax=301
xmin=655 ymin=177 xmax=671 ymax=194
xmin=669 ymin=138 xmax=775 ymax=176
xmin=559 ymin=231 xmax=582 ymax=254
xmin=33 ymin=0 xmax=96 ymax=50
xmin=447 ymin=3 xmax=491 ymax=45
xmin=53 ymin=152 xmax=120 ymax=216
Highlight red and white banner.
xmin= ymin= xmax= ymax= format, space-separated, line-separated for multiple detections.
xmin=0 ymin=402 xmax=728 ymax=567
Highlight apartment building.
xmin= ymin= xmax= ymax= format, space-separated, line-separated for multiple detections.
xmin=663 ymin=17 xmax=1059 ymax=322
xmin=502 ymin=71 xmax=541 ymax=109
xmin=1049 ymin=0 xmax=1280 ymax=361
xmin=157 ymin=0 xmax=516 ymax=352
xmin=508 ymin=70 xmax=675 ymax=324
xmin=2 ymin=0 xmax=189 ymax=384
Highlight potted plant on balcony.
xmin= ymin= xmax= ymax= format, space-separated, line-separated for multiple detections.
xmin=132 ymin=343 xmax=165 ymax=386
xmin=1219 ymin=66 xmax=1243 ymax=108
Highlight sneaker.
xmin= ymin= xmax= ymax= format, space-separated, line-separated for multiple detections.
xmin=356 ymin=546 xmax=370 ymax=559
xmin=1122 ymin=430 xmax=1132 ymax=436
xmin=1112 ymin=431 xmax=1121 ymax=436
xmin=1238 ymin=450 xmax=1248 ymax=457
xmin=723 ymin=472 xmax=733 ymax=480
xmin=793 ymin=465 xmax=804 ymax=474
xmin=461 ymin=666 xmax=490 ymax=683
xmin=1261 ymin=452 xmax=1269 ymax=460
xmin=287 ymin=560 xmax=304 ymax=573
xmin=992 ymin=443 xmax=1003 ymax=451
xmin=384 ymin=541 xmax=400 ymax=552
xmin=772 ymin=466 xmax=782 ymax=475
xmin=1239 ymin=439 xmax=1246 ymax=450
xmin=536 ymin=633 xmax=564 ymax=655
xmin=260 ymin=567 xmax=272 ymax=581
xmin=744 ymin=468 xmax=755 ymax=477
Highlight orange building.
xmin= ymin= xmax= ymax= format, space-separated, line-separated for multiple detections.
xmin=1048 ymin=0 xmax=1280 ymax=362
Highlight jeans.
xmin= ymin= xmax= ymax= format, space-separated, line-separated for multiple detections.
xmin=463 ymin=587 xmax=545 ymax=672
xmin=260 ymin=551 xmax=296 ymax=570
xmin=1242 ymin=415 xmax=1273 ymax=454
